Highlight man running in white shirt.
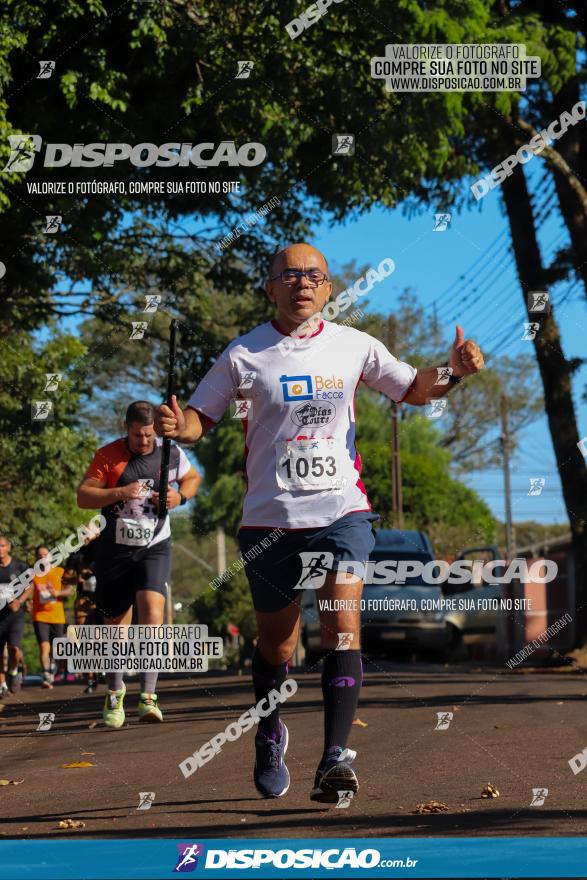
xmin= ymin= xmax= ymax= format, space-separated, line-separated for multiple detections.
xmin=156 ymin=242 xmax=484 ymax=802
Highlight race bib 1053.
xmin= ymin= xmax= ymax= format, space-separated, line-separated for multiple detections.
xmin=276 ymin=438 xmax=342 ymax=491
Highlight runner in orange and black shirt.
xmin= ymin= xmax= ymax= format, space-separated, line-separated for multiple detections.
xmin=77 ymin=400 xmax=200 ymax=728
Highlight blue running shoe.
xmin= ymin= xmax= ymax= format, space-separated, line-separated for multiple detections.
xmin=253 ymin=721 xmax=290 ymax=798
xmin=310 ymin=747 xmax=358 ymax=803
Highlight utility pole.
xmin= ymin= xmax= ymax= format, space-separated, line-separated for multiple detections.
xmin=500 ymin=394 xmax=515 ymax=558
xmin=216 ymin=524 xmax=227 ymax=574
xmin=391 ymin=400 xmax=404 ymax=529
xmin=387 ymin=315 xmax=404 ymax=529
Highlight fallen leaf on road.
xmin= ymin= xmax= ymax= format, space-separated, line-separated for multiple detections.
xmin=481 ymin=783 xmax=500 ymax=798
xmin=413 ymin=801 xmax=449 ymax=813
xmin=56 ymin=819 xmax=85 ymax=830
xmin=61 ymin=762 xmax=94 ymax=769
xmin=352 ymin=718 xmax=368 ymax=727
xmin=0 ymin=779 xmax=24 ymax=785
xmin=494 ymin=724 xmax=504 ymax=729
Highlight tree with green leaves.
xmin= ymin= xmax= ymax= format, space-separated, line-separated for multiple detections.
xmin=0 ymin=328 xmax=97 ymax=551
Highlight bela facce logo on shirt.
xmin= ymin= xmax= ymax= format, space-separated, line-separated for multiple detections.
xmin=279 ymin=374 xmax=344 ymax=402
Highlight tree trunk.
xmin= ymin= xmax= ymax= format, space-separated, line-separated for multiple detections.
xmin=501 ymin=163 xmax=587 ymax=646
xmin=548 ymin=78 xmax=587 ymax=299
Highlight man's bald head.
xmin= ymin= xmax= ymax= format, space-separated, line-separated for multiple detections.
xmin=265 ymin=242 xmax=333 ymax=334
xmin=268 ymin=242 xmax=329 ymax=279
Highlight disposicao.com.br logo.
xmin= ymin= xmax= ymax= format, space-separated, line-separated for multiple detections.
xmin=197 ymin=846 xmax=418 ymax=870
xmin=3 ymin=135 xmax=266 ymax=172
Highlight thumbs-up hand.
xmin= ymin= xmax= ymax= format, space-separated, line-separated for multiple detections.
xmin=448 ymin=325 xmax=484 ymax=377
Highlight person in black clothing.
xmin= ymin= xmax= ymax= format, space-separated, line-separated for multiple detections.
xmin=64 ymin=535 xmax=102 ymax=693
xmin=0 ymin=536 xmax=31 ymax=696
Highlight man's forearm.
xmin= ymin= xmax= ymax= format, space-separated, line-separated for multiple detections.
xmin=77 ymin=485 xmax=125 ymax=509
xmin=178 ymin=474 xmax=200 ymax=499
xmin=402 ymin=366 xmax=459 ymax=406
xmin=177 ymin=407 xmax=208 ymax=444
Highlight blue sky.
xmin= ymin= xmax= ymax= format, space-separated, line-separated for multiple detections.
xmin=309 ymin=163 xmax=586 ymax=532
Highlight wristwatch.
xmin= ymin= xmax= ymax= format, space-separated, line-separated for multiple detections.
xmin=442 ymin=362 xmax=462 ymax=384
xmin=179 ymin=491 xmax=188 ymax=506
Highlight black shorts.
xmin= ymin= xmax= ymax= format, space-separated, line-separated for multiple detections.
xmin=94 ymin=538 xmax=171 ymax=619
xmin=33 ymin=621 xmax=65 ymax=644
xmin=238 ymin=511 xmax=379 ymax=613
xmin=74 ymin=596 xmax=104 ymax=626
xmin=0 ymin=610 xmax=25 ymax=653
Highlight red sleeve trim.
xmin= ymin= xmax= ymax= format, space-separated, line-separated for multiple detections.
xmin=397 ymin=374 xmax=417 ymax=404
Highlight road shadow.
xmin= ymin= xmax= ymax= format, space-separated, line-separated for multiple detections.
xmin=3 ymin=805 xmax=587 ymax=839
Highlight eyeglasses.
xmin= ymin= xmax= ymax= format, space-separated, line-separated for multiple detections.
xmin=269 ymin=269 xmax=329 ymax=286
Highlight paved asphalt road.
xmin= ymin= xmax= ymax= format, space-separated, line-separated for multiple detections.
xmin=1 ymin=661 xmax=587 ymax=840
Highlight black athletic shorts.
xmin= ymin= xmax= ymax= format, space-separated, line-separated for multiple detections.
xmin=74 ymin=596 xmax=104 ymax=626
xmin=93 ymin=538 xmax=171 ymax=619
xmin=33 ymin=621 xmax=65 ymax=644
xmin=0 ymin=610 xmax=25 ymax=653
xmin=238 ymin=511 xmax=379 ymax=613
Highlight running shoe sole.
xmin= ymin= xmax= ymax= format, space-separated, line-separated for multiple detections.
xmin=138 ymin=707 xmax=163 ymax=723
xmin=310 ymin=762 xmax=359 ymax=804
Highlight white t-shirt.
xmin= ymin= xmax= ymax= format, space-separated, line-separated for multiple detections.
xmin=187 ymin=320 xmax=417 ymax=528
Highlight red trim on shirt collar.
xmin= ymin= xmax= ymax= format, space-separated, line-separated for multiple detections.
xmin=271 ymin=318 xmax=325 ymax=339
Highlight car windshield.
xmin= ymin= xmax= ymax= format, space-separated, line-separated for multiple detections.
xmin=367 ymin=550 xmax=437 ymax=587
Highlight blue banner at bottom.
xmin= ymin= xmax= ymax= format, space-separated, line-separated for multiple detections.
xmin=1 ymin=837 xmax=586 ymax=879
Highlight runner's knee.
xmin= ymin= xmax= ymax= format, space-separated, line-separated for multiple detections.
xmin=258 ymin=640 xmax=296 ymax=665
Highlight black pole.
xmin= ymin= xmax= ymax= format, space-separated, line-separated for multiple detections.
xmin=158 ymin=319 xmax=178 ymax=519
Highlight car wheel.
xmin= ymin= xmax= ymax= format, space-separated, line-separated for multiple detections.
xmin=445 ymin=624 xmax=466 ymax=661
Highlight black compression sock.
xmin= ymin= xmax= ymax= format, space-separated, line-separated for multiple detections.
xmin=252 ymin=648 xmax=287 ymax=739
xmin=321 ymin=650 xmax=362 ymax=756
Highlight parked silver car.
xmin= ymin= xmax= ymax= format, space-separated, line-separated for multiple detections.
xmin=300 ymin=535 xmax=505 ymax=662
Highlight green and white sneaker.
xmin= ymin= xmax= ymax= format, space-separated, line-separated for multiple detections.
xmin=137 ymin=692 xmax=163 ymax=723
xmin=103 ymin=684 xmax=126 ymax=729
